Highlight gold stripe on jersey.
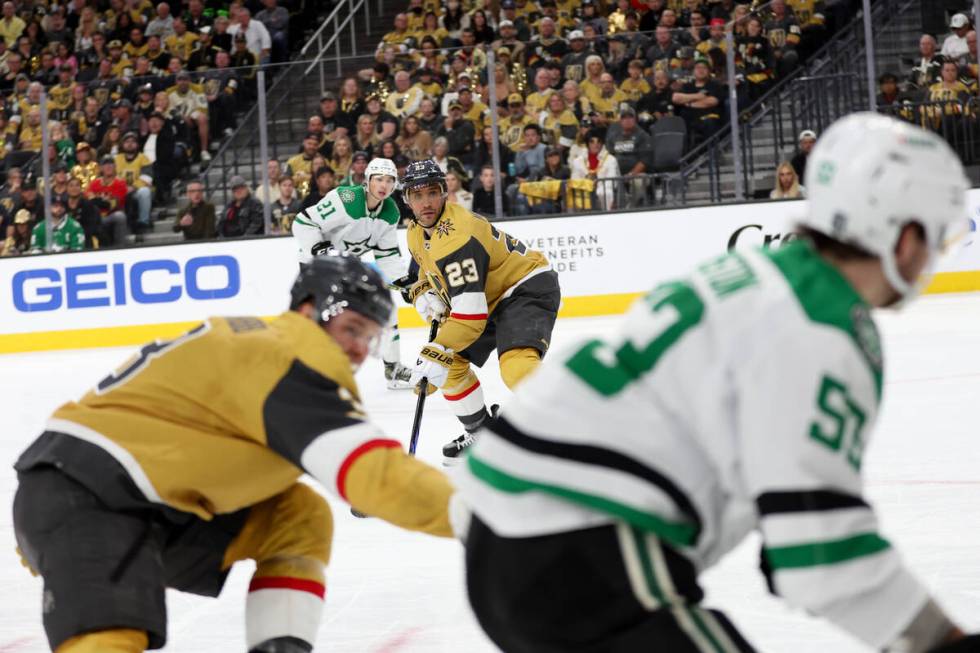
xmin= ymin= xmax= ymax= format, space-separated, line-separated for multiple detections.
xmin=407 ymin=203 xmax=549 ymax=353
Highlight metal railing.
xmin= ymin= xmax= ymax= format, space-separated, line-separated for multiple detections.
xmin=677 ymin=0 xmax=914 ymax=202
xmin=299 ymin=0 xmax=373 ymax=91
xmin=880 ymin=98 xmax=980 ymax=171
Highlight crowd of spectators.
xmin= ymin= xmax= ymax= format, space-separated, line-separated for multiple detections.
xmin=0 ymin=0 xmax=307 ymax=257
xmin=876 ymin=5 xmax=980 ymax=160
xmin=223 ymin=0 xmax=854 ymax=223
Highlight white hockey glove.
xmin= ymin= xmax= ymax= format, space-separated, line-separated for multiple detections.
xmin=411 ymin=342 xmax=453 ymax=390
xmin=408 ymin=280 xmax=449 ymax=324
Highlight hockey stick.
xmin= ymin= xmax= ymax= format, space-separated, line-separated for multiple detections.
xmin=408 ymin=318 xmax=442 ymax=456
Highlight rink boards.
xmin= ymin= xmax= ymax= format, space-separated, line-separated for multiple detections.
xmin=3 ymin=194 xmax=980 ymax=353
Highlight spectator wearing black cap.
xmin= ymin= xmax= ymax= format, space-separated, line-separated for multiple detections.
xmin=29 ymin=196 xmax=84 ymax=253
xmin=230 ymin=32 xmax=259 ymax=99
xmin=605 ymin=105 xmax=653 ymax=207
xmin=672 ymin=58 xmax=724 ymax=144
xmin=116 ymin=131 xmax=154 ymax=234
xmin=133 ymin=82 xmax=156 ymax=119
xmin=47 ymin=161 xmax=71 ymax=204
xmin=86 ymin=156 xmax=129 ymax=247
xmin=340 ymin=151 xmax=369 ymax=186
xmin=217 ymin=174 xmax=264 ymax=238
xmin=111 ymin=98 xmax=142 ymax=138
xmin=363 ymin=93 xmax=398 ymax=141
xmin=317 ymin=91 xmax=347 ymax=141
xmin=65 ymin=175 xmax=101 ymax=248
xmin=579 ymin=0 xmax=607 ymax=36
xmin=300 ymin=165 xmax=336 ymax=211
xmin=16 ymin=174 xmax=42 ymax=224
xmin=876 ymin=73 xmax=911 ymax=111
xmin=173 ymin=178 xmax=216 ymax=240
xmin=437 ymin=100 xmax=476 ymax=168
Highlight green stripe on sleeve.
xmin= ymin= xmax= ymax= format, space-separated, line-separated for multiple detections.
xmin=468 ymin=454 xmax=697 ymax=547
xmin=630 ymin=527 xmax=667 ymax=604
xmin=293 ymin=216 xmax=316 ymax=228
xmin=764 ymin=532 xmax=890 ymax=570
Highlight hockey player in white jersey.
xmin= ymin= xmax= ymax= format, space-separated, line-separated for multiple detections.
xmin=456 ymin=113 xmax=980 ymax=652
xmin=292 ymin=158 xmax=413 ymax=389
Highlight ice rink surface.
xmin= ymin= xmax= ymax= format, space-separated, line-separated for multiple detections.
xmin=2 ymin=293 xmax=980 ymax=652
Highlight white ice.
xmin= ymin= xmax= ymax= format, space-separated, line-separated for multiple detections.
xmin=2 ymin=295 xmax=980 ymax=652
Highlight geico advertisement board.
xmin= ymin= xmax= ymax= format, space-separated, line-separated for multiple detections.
xmin=0 ymin=238 xmax=297 ymax=335
xmin=3 ymin=194 xmax=980 ymax=342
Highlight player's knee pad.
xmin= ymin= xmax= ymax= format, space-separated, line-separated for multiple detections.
xmin=224 ymin=483 xmax=333 ymax=575
xmin=55 ymin=629 xmax=148 ymax=653
xmin=499 ymin=347 xmax=541 ymax=390
xmin=443 ymin=362 xmax=485 ymax=420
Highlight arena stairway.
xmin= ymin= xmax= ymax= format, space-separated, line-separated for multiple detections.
xmin=677 ymin=0 xmax=924 ymax=204
xmin=143 ymin=0 xmax=400 ymax=245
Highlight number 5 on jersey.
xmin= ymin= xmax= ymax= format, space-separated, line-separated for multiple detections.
xmin=809 ymin=375 xmax=867 ymax=470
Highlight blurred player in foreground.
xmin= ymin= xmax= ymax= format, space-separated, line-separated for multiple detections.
xmin=456 ymin=113 xmax=979 ymax=652
xmin=292 ymin=157 xmax=415 ymax=390
xmin=399 ymin=159 xmax=561 ymax=464
xmin=13 ymin=255 xmax=456 ymax=653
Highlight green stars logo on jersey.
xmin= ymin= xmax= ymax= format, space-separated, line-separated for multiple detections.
xmin=851 ymin=305 xmax=882 ymax=370
xmin=339 ymin=188 xmax=357 ymax=204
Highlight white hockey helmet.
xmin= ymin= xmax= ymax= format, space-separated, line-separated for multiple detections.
xmin=365 ymin=157 xmax=398 ymax=182
xmin=802 ymin=112 xmax=968 ymax=300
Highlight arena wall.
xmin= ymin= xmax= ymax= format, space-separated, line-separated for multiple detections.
xmin=3 ymin=194 xmax=980 ymax=353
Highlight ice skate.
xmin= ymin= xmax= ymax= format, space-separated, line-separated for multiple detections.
xmin=384 ymin=361 xmax=413 ymax=390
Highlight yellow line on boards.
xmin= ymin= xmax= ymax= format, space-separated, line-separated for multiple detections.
xmin=2 ymin=274 xmax=979 ymax=354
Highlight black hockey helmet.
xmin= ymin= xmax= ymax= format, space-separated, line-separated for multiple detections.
xmin=289 ymin=254 xmax=393 ymax=327
xmin=400 ymin=158 xmax=447 ymax=195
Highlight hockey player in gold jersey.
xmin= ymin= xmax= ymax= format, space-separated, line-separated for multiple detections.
xmin=13 ymin=255 xmax=456 ymax=653
xmin=400 ymin=160 xmax=561 ymax=464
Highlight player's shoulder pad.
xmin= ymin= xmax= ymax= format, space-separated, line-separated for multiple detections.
xmin=377 ymin=196 xmax=401 ymax=225
xmin=274 ymin=311 xmax=362 ymax=399
xmin=335 ymin=184 xmax=365 ymax=209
